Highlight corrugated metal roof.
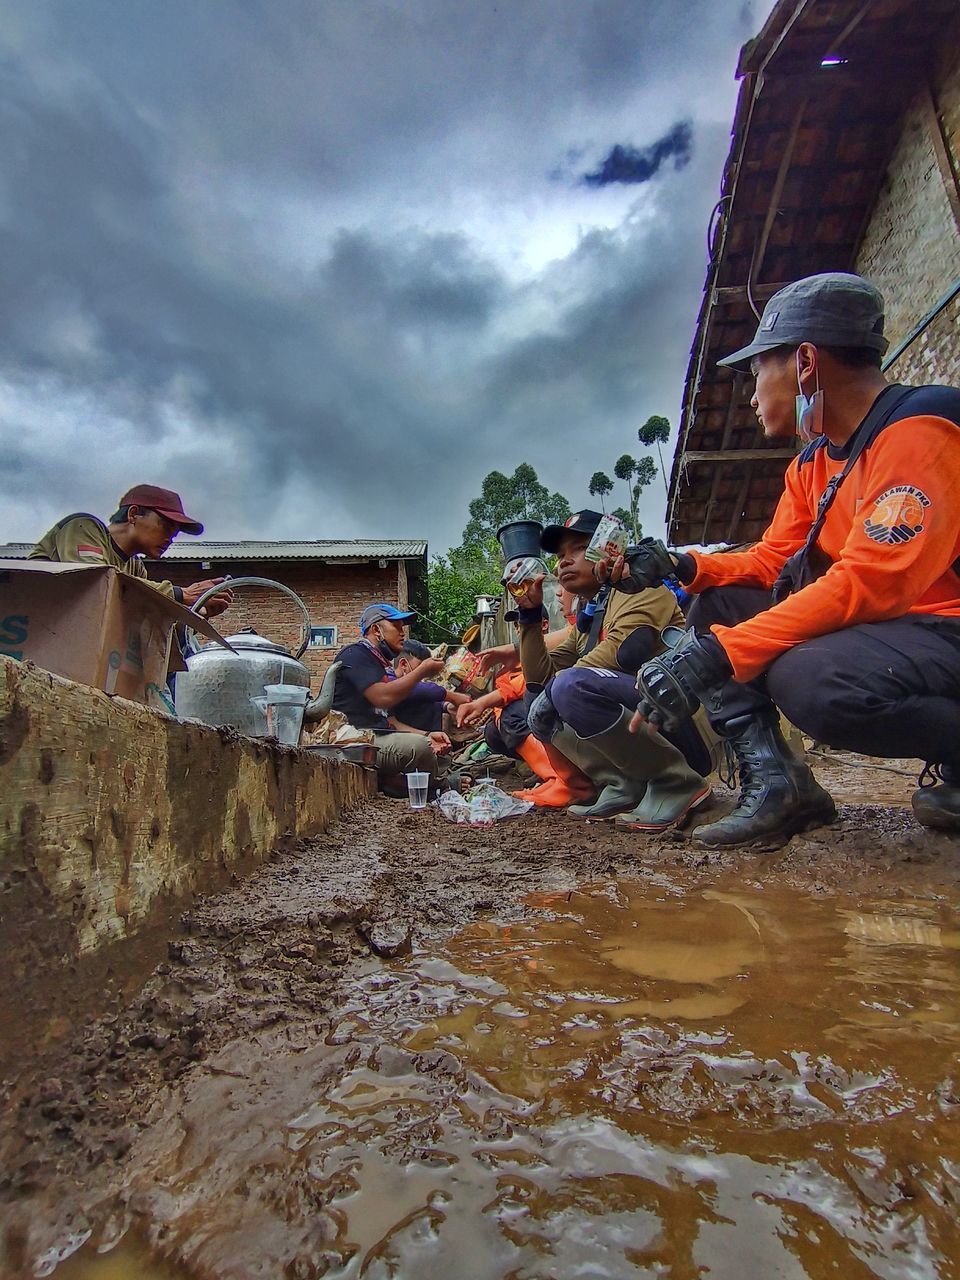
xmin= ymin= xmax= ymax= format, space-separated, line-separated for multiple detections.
xmin=0 ymin=539 xmax=427 ymax=562
xmin=157 ymin=540 xmax=427 ymax=561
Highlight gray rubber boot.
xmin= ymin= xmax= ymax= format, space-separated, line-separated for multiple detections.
xmin=693 ymin=714 xmax=836 ymax=850
xmin=912 ymin=763 xmax=960 ymax=831
xmin=561 ymin=711 xmax=705 ymax=824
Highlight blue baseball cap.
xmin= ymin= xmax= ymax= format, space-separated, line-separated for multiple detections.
xmin=359 ymin=602 xmax=416 ymax=633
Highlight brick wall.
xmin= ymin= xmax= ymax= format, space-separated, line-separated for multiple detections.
xmin=147 ymin=560 xmax=409 ymax=685
xmin=855 ymin=41 xmax=960 ymax=378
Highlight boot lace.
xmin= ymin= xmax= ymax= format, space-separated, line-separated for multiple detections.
xmin=918 ymin=762 xmax=944 ymax=789
xmin=727 ymin=734 xmax=775 ymax=811
xmin=718 ymin=739 xmax=738 ymax=790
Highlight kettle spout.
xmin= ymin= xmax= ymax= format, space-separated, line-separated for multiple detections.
xmin=304 ymin=661 xmax=341 ymax=722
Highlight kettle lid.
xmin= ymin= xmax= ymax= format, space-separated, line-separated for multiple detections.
xmin=219 ymin=631 xmax=292 ymax=655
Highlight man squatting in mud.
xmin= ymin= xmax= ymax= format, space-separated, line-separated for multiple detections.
xmin=599 ymin=272 xmax=960 ymax=847
xmin=479 ymin=511 xmax=716 ymax=831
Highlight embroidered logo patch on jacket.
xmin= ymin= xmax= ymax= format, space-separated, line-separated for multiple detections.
xmin=863 ymin=485 xmax=930 ymax=546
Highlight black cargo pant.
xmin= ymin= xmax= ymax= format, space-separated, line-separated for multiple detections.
xmin=687 ymin=586 xmax=960 ymax=765
xmin=484 ymin=700 xmax=530 ymax=757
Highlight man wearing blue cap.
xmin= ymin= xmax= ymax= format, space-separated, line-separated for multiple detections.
xmin=331 ymin=602 xmax=450 ymax=790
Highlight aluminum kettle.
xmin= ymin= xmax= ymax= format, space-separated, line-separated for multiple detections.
xmin=173 ymin=576 xmax=340 ymax=737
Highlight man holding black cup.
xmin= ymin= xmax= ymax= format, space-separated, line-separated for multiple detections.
xmin=483 ymin=514 xmax=714 ymax=829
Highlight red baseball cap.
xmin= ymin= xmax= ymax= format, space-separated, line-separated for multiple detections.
xmin=118 ymin=485 xmax=204 ymax=535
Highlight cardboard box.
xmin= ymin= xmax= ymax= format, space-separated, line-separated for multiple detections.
xmin=0 ymin=560 xmax=229 ymax=708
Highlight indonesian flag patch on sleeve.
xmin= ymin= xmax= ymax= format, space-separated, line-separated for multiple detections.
xmin=76 ymin=544 xmax=105 ymax=562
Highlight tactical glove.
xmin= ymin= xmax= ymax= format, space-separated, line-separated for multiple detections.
xmin=635 ymin=630 xmax=731 ymax=731
xmin=527 ymin=689 xmax=562 ymax=744
xmin=610 ymin=539 xmax=694 ymax=594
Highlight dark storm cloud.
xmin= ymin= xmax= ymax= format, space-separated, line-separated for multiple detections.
xmin=0 ymin=0 xmax=764 ymax=549
xmin=582 ymin=123 xmax=694 ymax=188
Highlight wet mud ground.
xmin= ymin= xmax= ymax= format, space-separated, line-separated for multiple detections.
xmin=3 ymin=750 xmax=960 ymax=1278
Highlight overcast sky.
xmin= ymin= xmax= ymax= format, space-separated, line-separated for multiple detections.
xmin=1 ymin=0 xmax=767 ymax=555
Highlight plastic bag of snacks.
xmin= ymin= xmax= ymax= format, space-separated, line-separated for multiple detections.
xmin=435 ymin=646 xmax=492 ymax=696
xmin=437 ymin=779 xmax=532 ymax=826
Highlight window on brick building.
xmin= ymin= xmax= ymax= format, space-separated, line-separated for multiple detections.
xmin=308 ymin=625 xmax=338 ymax=649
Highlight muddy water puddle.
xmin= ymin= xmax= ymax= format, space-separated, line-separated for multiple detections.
xmin=50 ymin=876 xmax=960 ymax=1278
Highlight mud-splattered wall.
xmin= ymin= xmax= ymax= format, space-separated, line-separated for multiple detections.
xmin=0 ymin=654 xmax=375 ymax=1054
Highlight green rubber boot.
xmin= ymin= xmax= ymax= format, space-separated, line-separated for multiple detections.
xmin=567 ymin=780 xmax=648 ymax=820
xmin=613 ymin=758 xmax=712 ymax=832
xmin=560 ymin=711 xmax=705 ymax=824
xmin=551 ymin=724 xmax=639 ymax=820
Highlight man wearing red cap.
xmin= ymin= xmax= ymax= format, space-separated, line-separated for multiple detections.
xmin=30 ymin=484 xmax=232 ymax=616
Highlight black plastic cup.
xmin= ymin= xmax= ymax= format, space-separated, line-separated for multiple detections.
xmin=496 ymin=520 xmax=544 ymax=563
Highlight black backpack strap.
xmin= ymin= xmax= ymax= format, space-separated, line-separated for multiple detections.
xmin=795 ymin=385 xmax=920 ymax=566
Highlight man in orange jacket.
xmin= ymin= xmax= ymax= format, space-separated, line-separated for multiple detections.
xmin=609 ymin=273 xmax=960 ymax=846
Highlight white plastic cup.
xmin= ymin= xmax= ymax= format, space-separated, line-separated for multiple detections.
xmin=262 ymin=684 xmax=309 ymax=745
xmin=405 ymin=771 xmax=430 ymax=810
xmin=263 ymin=683 xmax=309 ymax=705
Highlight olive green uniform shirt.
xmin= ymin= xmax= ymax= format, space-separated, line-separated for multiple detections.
xmin=29 ymin=513 xmax=181 ymax=600
xmin=519 ymin=585 xmax=684 ymax=685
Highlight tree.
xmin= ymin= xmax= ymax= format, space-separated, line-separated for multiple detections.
xmin=588 ymin=471 xmax=614 ymax=512
xmin=614 ymin=453 xmax=637 ymax=516
xmin=460 ymin=463 xmax=570 ymax=554
xmin=423 ymin=462 xmax=571 ymax=645
xmin=612 ymin=453 xmax=656 ymax=540
xmin=638 ymin=414 xmax=671 ymax=497
xmin=422 ymin=549 xmax=502 ymax=647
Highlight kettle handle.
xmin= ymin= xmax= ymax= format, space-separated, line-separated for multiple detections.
xmin=188 ymin=576 xmax=312 ymax=659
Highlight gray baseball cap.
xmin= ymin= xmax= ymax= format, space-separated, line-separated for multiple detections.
xmin=718 ymin=272 xmax=888 ymax=372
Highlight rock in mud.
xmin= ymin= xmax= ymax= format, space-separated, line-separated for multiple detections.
xmin=360 ymin=919 xmax=412 ymax=957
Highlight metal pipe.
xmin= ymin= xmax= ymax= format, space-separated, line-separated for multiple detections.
xmin=882 ymin=277 xmax=960 ymax=372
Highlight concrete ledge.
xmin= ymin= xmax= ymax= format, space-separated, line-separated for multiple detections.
xmin=0 ymin=654 xmax=375 ymax=1039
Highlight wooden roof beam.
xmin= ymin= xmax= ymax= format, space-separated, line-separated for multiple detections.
xmin=922 ymin=81 xmax=960 ymax=236
xmin=749 ymin=94 xmax=809 ymax=294
xmin=712 ymin=282 xmax=790 ymax=305
xmin=683 ymin=449 xmax=796 ymax=463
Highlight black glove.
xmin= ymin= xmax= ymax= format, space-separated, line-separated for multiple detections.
xmin=527 ymin=689 xmax=562 ymax=743
xmin=610 ymin=539 xmax=695 ymax=594
xmin=635 ymin=630 xmax=731 ymax=731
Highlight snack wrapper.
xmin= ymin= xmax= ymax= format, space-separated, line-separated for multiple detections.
xmin=434 ymin=646 xmax=492 ymax=696
xmin=584 ymin=514 xmax=628 ymax=564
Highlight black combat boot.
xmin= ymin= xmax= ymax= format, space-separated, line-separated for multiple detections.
xmin=693 ymin=714 xmax=836 ymax=850
xmin=912 ymin=763 xmax=960 ymax=831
